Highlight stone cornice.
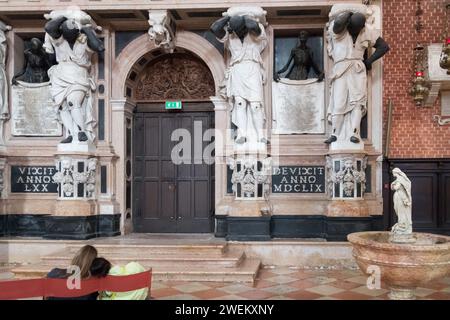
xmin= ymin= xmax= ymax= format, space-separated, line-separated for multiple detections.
xmin=0 ymin=0 xmax=360 ymax=11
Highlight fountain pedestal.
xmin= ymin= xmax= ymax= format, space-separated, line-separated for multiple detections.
xmin=348 ymin=231 xmax=450 ymax=300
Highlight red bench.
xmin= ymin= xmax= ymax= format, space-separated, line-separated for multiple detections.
xmin=0 ymin=269 xmax=152 ymax=300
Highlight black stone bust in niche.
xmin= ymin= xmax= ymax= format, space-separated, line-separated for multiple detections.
xmin=275 ymin=31 xmax=324 ymax=81
xmin=12 ymin=38 xmax=52 ymax=84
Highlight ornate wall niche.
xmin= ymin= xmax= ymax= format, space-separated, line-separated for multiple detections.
xmin=134 ymin=52 xmax=215 ymax=102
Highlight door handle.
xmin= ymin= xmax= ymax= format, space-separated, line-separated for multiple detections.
xmin=168 ymin=184 xmax=176 ymax=191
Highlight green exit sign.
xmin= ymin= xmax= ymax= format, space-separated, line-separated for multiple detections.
xmin=165 ymin=101 xmax=182 ymax=110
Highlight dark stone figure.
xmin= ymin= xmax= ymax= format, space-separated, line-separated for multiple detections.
xmin=276 ymin=31 xmax=324 ymax=82
xmin=12 ymin=38 xmax=51 ymax=84
xmin=210 ymin=15 xmax=262 ymax=44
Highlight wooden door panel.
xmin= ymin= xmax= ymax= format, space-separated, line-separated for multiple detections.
xmin=144 ymin=117 xmax=159 ymax=157
xmin=161 ymin=116 xmax=177 ymax=158
xmin=143 ymin=181 xmax=159 ymax=218
xmin=177 ymin=181 xmax=192 ymax=218
xmin=410 ymin=174 xmax=438 ymax=228
xmin=160 ymin=181 xmax=176 ymax=218
xmin=441 ymin=174 xmax=450 ymax=228
xmin=133 ymin=109 xmax=214 ymax=233
xmin=194 ymin=180 xmax=210 ymax=218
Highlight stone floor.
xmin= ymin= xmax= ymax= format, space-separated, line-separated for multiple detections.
xmin=149 ymin=266 xmax=450 ymax=300
xmin=1 ymin=265 xmax=449 ymax=300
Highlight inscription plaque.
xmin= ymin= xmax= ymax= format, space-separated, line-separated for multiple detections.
xmin=272 ymin=166 xmax=325 ymax=193
xmin=11 ymin=81 xmax=62 ymax=136
xmin=11 ymin=166 xmax=58 ymax=193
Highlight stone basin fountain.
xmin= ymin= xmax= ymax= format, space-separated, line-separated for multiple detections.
xmin=348 ymin=168 xmax=450 ymax=300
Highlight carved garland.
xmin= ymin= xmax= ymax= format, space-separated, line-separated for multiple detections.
xmin=134 ymin=53 xmax=215 ymax=101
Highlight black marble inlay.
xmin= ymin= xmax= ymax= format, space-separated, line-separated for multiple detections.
xmin=365 ymin=164 xmax=372 ymax=193
xmin=226 ymin=216 xmax=271 ymax=241
xmin=0 ymin=214 xmax=122 ymax=239
xmin=214 ymin=215 xmax=227 ymax=237
xmin=0 ymin=215 xmax=7 ymax=236
xmin=115 ymin=31 xmax=146 ymax=58
xmin=98 ymin=48 xmax=105 ymax=80
xmin=11 ymin=166 xmax=58 ymax=193
xmin=193 ymin=30 xmax=225 ymax=55
xmin=215 ymin=215 xmax=385 ymax=241
xmin=100 ymin=166 xmax=107 ymax=194
xmin=271 ymin=215 xmax=325 ymax=238
xmin=98 ymin=214 xmax=121 ymax=237
xmin=98 ymin=99 xmax=105 ymax=141
xmin=7 ymin=214 xmax=47 ymax=237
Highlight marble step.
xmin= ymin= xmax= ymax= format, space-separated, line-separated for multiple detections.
xmin=66 ymin=243 xmax=227 ymax=256
xmin=40 ymin=249 xmax=245 ymax=268
xmin=11 ymin=259 xmax=261 ymax=283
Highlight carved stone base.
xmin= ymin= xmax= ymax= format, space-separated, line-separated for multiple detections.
xmin=388 ymin=286 xmax=416 ymax=300
xmin=327 ymin=200 xmax=369 ymax=217
xmin=389 ymin=232 xmax=417 ymax=244
xmin=54 ymin=200 xmax=96 ymax=216
xmin=217 ymin=199 xmax=271 ymax=217
xmin=329 ymin=140 xmax=364 ymax=152
xmin=57 ymin=142 xmax=96 ymax=153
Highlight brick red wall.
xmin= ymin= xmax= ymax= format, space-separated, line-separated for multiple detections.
xmin=383 ymin=0 xmax=449 ymax=158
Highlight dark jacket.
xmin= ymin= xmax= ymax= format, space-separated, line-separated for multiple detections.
xmin=46 ymin=268 xmax=98 ymax=300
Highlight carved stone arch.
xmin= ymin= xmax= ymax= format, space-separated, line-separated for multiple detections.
xmin=133 ymin=50 xmax=216 ymax=102
xmin=112 ymin=30 xmax=226 ymax=101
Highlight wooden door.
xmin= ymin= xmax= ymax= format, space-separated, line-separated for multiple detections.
xmin=133 ymin=106 xmax=214 ymax=233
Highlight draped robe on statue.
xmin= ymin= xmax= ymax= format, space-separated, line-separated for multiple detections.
xmin=44 ymin=32 xmax=97 ymax=141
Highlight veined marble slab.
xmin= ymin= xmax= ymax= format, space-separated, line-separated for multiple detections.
xmin=11 ymin=81 xmax=62 ymax=136
xmin=272 ymin=78 xmax=325 ymax=135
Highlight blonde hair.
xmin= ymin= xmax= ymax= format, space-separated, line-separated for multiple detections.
xmin=71 ymin=245 xmax=98 ymax=279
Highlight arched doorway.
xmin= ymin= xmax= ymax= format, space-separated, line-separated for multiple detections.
xmin=131 ymin=49 xmax=216 ymax=233
xmin=111 ymin=31 xmax=226 ymax=234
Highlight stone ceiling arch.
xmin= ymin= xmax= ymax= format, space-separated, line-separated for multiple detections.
xmin=112 ymin=30 xmax=226 ymax=101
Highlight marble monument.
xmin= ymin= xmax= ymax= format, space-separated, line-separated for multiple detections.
xmin=211 ymin=6 xmax=268 ymax=146
xmin=324 ymin=4 xmax=389 ymax=149
xmin=44 ymin=9 xmax=104 ymax=146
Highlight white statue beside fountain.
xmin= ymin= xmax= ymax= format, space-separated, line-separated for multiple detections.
xmin=390 ymin=168 xmax=415 ymax=243
xmin=348 ymin=166 xmax=450 ymax=300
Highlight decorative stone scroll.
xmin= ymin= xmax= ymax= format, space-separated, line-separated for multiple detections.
xmin=53 ymin=157 xmax=97 ymax=199
xmin=326 ymin=155 xmax=367 ymax=199
xmin=11 ymin=81 xmax=62 ymax=136
xmin=134 ymin=53 xmax=215 ymax=101
xmin=148 ymin=10 xmax=176 ymax=54
xmin=228 ymin=156 xmax=272 ymax=200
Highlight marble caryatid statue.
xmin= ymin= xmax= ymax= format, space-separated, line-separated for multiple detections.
xmin=390 ymin=168 xmax=414 ymax=243
xmin=0 ymin=21 xmax=11 ymax=145
xmin=324 ymin=5 xmax=389 ymax=145
xmin=210 ymin=7 xmax=268 ymax=145
xmin=12 ymin=38 xmax=52 ymax=84
xmin=44 ymin=10 xmax=104 ymax=144
xmin=275 ymin=31 xmax=324 ymax=81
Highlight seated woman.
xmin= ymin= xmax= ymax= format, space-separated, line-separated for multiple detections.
xmin=46 ymin=245 xmax=101 ymax=300
xmin=96 ymin=260 xmax=150 ymax=300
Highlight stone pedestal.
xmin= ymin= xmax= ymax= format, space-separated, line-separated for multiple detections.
xmin=50 ymin=144 xmax=99 ymax=239
xmin=326 ymin=151 xmax=369 ymax=217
